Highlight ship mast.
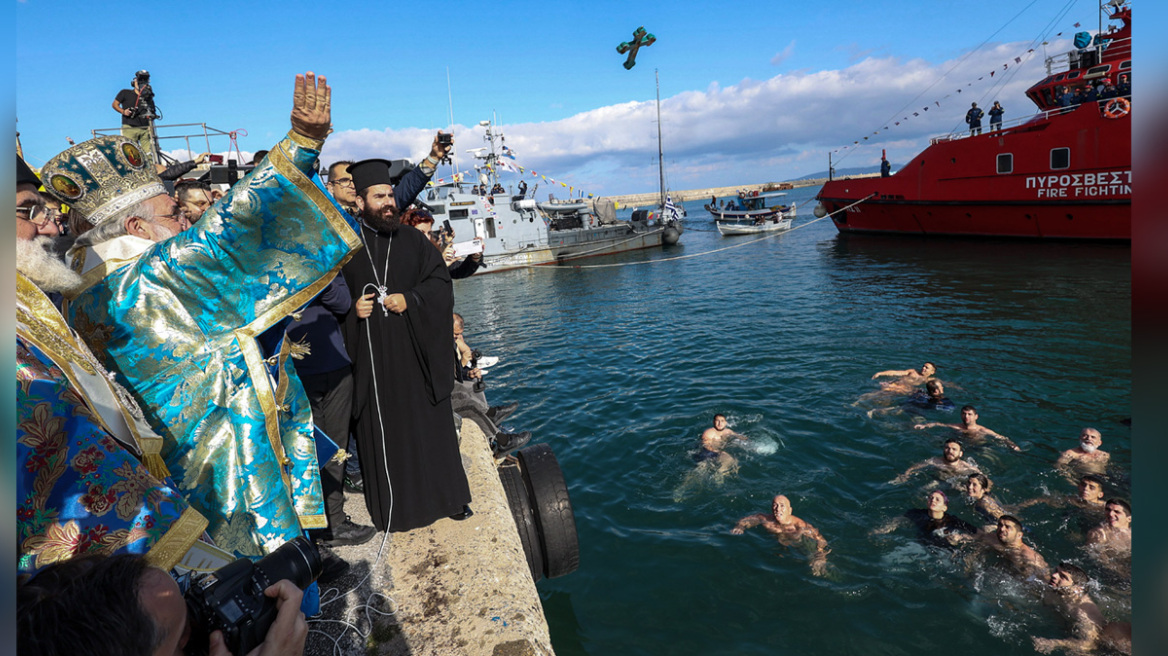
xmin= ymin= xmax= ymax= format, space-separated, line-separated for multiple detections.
xmin=655 ymin=69 xmax=666 ymax=208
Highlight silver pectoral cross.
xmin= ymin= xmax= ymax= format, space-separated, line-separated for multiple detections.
xmin=376 ymin=286 xmax=389 ymax=317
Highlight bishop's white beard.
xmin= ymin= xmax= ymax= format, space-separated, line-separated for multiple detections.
xmin=17 ymin=235 xmax=83 ymax=294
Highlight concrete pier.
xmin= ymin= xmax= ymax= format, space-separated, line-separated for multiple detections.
xmin=305 ymin=422 xmax=553 ymax=656
xmin=602 ymin=174 xmax=878 ymax=209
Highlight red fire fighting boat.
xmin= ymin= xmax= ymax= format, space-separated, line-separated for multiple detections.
xmin=814 ymin=2 xmax=1132 ymax=240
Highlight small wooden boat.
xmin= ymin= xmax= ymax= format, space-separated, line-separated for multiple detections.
xmin=716 ymin=213 xmax=794 ymax=236
xmin=706 ymin=191 xmax=792 ymax=222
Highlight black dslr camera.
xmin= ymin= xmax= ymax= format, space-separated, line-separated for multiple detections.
xmin=184 ymin=537 xmax=322 ymax=656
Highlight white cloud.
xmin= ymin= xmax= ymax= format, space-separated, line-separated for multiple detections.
xmin=318 ymin=39 xmax=1054 ymax=195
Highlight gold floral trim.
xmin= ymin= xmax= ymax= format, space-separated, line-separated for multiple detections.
xmin=144 ymin=506 xmax=210 ymax=571
xmin=298 ymin=513 xmax=328 ymax=529
xmin=63 ymin=253 xmax=141 ymax=300
xmin=286 ymin=129 xmax=325 ymax=151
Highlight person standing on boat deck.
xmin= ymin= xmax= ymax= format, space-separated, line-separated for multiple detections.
xmin=694 ymin=414 xmax=748 ymax=476
xmin=965 ymin=102 xmax=984 ymax=136
xmin=342 ymin=156 xmax=472 ymax=532
xmin=731 ymin=495 xmax=831 ymax=576
xmin=988 ymin=101 xmax=1004 ymax=131
xmin=517 ymin=179 xmax=528 ymax=198
xmin=1057 ymin=85 xmax=1073 ymax=107
xmin=880 ymin=156 xmax=891 ymax=177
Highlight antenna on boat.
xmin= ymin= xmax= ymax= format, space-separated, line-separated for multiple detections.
xmin=655 ymin=68 xmax=666 ymax=209
xmin=446 ymin=67 xmax=460 ymax=178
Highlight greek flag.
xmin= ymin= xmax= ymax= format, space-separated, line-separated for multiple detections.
xmin=664 ymin=195 xmax=682 ymax=222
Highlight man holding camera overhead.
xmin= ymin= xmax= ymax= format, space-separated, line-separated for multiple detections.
xmin=112 ymin=70 xmax=156 ymax=163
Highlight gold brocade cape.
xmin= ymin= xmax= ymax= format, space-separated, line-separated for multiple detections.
xmin=16 ymin=272 xmax=207 ymax=575
xmin=64 ymin=131 xmax=361 ymax=557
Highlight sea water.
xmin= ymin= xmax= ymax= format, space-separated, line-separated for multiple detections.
xmin=453 ymin=188 xmax=1131 ymax=655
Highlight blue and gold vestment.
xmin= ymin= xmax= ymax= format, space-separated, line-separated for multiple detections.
xmin=17 ymin=272 xmax=207 ymax=576
xmin=65 ymin=131 xmax=361 ymax=557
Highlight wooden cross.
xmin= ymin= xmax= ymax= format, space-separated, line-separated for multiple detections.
xmin=616 ymin=26 xmax=656 ymax=70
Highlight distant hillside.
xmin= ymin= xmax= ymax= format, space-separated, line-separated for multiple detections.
xmin=788 ymin=165 xmax=894 ymax=182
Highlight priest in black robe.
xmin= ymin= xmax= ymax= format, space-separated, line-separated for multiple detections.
xmin=342 ymin=158 xmax=472 ymax=532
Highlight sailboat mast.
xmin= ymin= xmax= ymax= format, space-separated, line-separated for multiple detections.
xmin=656 ymin=69 xmax=665 ymax=207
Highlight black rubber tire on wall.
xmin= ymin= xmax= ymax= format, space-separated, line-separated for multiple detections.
xmin=498 ymin=463 xmax=543 ymax=582
xmin=516 ymin=444 xmax=580 ymax=579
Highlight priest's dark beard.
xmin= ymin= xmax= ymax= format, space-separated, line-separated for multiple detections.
xmin=360 ymin=206 xmax=401 ymax=233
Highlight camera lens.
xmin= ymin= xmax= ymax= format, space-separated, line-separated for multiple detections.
xmin=252 ymin=537 xmax=322 ymax=590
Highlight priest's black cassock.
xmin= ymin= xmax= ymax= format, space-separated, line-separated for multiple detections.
xmin=342 ymin=223 xmax=471 ymax=532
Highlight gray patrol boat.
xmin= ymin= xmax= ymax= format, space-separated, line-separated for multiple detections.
xmin=419 ymin=120 xmax=682 ymax=275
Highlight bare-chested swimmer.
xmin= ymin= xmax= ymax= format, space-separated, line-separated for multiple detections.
xmin=871 ymin=362 xmax=936 ymax=393
xmin=1055 ymin=427 xmax=1110 ymax=475
xmin=1085 ymin=498 xmax=1130 ymax=578
xmin=915 ymin=405 xmax=1020 ymax=451
xmin=694 ymin=414 xmax=748 ymax=477
xmin=731 ymin=494 xmax=830 ymax=576
xmin=1031 ymin=563 xmax=1132 ymax=654
xmin=891 ymin=438 xmax=980 ymax=485
xmin=972 ymin=514 xmax=1049 ymax=581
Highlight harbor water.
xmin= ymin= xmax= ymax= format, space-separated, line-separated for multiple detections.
xmin=452 ymin=186 xmax=1131 ymax=655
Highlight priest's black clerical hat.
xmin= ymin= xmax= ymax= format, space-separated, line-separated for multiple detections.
xmin=17 ymin=155 xmax=40 ymax=187
xmin=349 ymin=158 xmax=415 ymax=193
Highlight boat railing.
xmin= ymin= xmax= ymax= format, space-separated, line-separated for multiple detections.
xmin=91 ymin=122 xmax=244 ymax=164
xmin=927 ymin=94 xmax=1129 ymax=145
xmin=1043 ymin=36 xmax=1131 ymax=76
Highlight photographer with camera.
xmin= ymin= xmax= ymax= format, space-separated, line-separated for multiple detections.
xmin=112 ymin=70 xmax=157 ymax=164
xmin=19 ymin=542 xmax=316 ymax=656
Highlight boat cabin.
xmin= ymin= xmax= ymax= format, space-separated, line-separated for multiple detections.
xmin=728 ymin=191 xmax=788 ymax=211
xmin=1025 ymin=5 xmax=1130 ymax=112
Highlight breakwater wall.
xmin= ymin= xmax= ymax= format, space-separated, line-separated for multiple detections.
xmin=603 ymin=174 xmax=879 ymax=209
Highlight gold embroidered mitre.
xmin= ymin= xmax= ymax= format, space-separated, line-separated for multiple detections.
xmin=40 ymin=136 xmax=166 ymax=226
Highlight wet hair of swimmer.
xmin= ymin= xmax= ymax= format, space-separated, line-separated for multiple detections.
xmin=1106 ymin=498 xmax=1131 ymax=516
xmin=998 ymin=515 xmax=1023 ymax=531
xmin=1080 ymin=474 xmax=1105 ymax=488
xmin=944 ymin=438 xmax=962 ymax=449
xmin=1056 ymin=562 xmax=1089 ymax=586
xmin=968 ymin=473 xmax=991 ymax=492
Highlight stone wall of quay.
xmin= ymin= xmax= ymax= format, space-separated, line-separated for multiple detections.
xmin=603 ymin=174 xmax=879 ymax=209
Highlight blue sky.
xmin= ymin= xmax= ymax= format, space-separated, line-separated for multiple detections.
xmin=15 ymin=0 xmax=1161 ymax=196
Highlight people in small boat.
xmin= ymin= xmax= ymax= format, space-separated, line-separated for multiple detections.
xmin=890 ymin=438 xmax=981 ymax=485
xmin=731 ymin=495 xmax=830 ymax=576
xmin=694 ymin=414 xmax=747 ymax=476
xmin=965 ymin=102 xmax=984 ymax=136
xmin=988 ymin=101 xmax=1004 ymax=131
xmin=1055 ymin=427 xmax=1110 ymax=475
xmin=915 ymin=405 xmax=1021 ymax=451
xmin=870 ymin=490 xmax=978 ymax=549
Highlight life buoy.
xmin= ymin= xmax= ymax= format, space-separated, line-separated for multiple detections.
xmin=1103 ymin=97 xmax=1130 ymax=119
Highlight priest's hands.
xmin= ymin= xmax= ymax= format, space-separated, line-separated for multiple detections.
xmin=356 ymin=293 xmax=375 ymax=319
xmin=291 ymin=71 xmax=331 ymax=141
xmin=382 ymin=293 xmax=407 ymax=314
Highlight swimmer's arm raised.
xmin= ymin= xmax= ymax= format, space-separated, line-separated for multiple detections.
xmin=730 ymin=514 xmax=767 ymax=535
xmin=872 ymin=369 xmax=912 ymax=379
xmin=913 ymin=422 xmax=952 ymax=430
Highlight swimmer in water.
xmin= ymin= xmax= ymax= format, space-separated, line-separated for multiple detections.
xmin=871 ymin=489 xmax=978 ymax=549
xmin=1055 ymin=427 xmax=1110 ymax=476
xmin=867 ymin=379 xmax=954 ymax=418
xmin=731 ymin=494 xmax=830 ymax=576
xmin=890 ymin=438 xmax=980 ymax=485
xmin=694 ymin=414 xmax=748 ymax=478
xmin=856 ymin=362 xmax=938 ymax=406
xmin=1085 ymin=498 xmax=1130 ymax=578
xmin=964 ymin=473 xmax=1007 ymax=524
xmin=914 ymin=405 xmax=1021 ymax=451
xmin=1017 ymin=474 xmax=1108 ymax=513
xmin=1031 ymin=563 xmax=1132 ymax=654
xmin=972 ymin=514 xmax=1049 ymax=581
